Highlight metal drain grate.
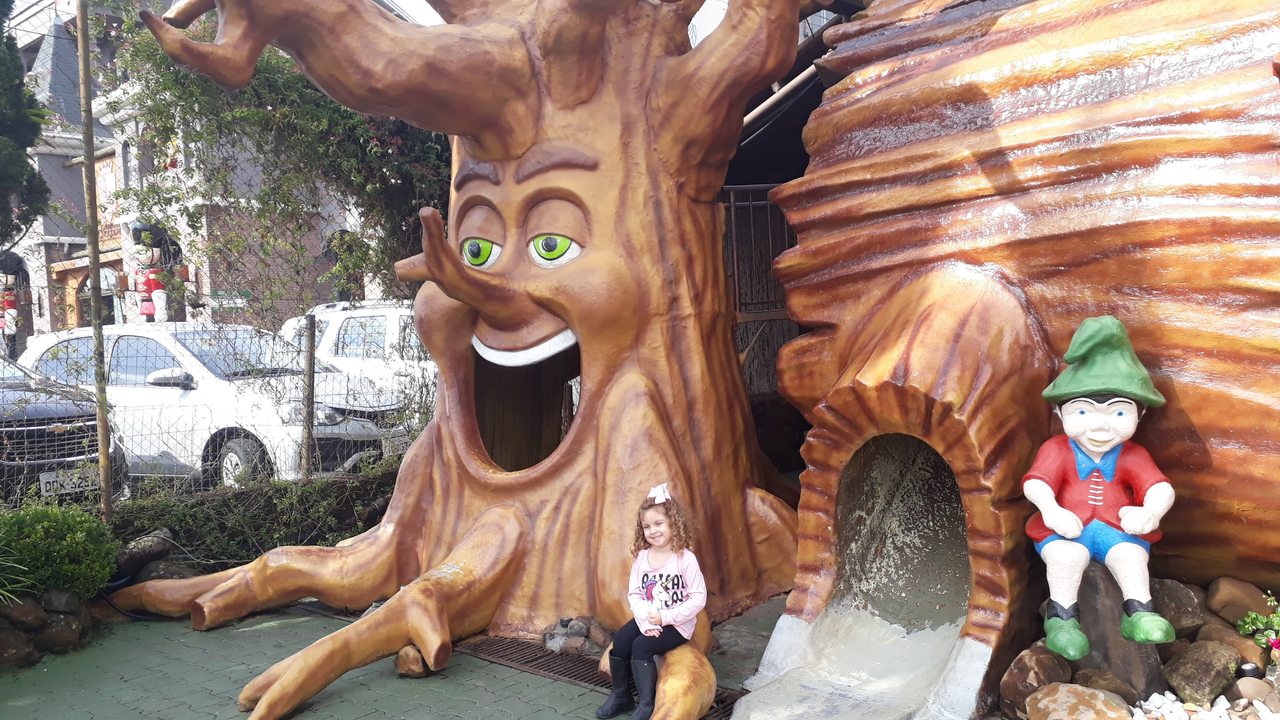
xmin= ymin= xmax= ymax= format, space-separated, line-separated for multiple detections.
xmin=456 ymin=636 xmax=747 ymax=719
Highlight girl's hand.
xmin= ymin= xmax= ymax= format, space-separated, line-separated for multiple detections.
xmin=643 ymin=628 xmax=662 ymax=637
xmin=646 ymin=609 xmax=662 ymax=625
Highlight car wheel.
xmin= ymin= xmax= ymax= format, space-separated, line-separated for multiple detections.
xmin=215 ymin=438 xmax=267 ymax=487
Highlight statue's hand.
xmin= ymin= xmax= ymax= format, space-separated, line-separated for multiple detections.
xmin=1118 ymin=506 xmax=1159 ymax=535
xmin=1042 ymin=506 xmax=1083 ymax=538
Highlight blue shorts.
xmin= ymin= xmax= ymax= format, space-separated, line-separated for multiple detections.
xmin=1034 ymin=520 xmax=1150 ymax=563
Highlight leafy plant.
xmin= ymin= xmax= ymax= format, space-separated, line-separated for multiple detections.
xmin=111 ymin=473 xmax=395 ymax=570
xmin=1236 ymin=592 xmax=1280 ymax=648
xmin=0 ymin=553 xmax=32 ymax=606
xmin=102 ymin=15 xmax=451 ymax=309
xmin=0 ymin=505 xmax=119 ymax=599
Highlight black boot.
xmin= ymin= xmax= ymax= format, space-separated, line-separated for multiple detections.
xmin=596 ymin=656 xmax=634 ymax=719
xmin=630 ymin=658 xmax=657 ymax=720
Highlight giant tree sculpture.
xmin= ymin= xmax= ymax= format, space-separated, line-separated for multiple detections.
xmin=110 ymin=0 xmax=800 ymax=717
xmin=747 ymin=1 xmax=1280 ymax=718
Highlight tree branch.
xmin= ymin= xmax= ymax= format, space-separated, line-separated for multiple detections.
xmin=650 ymin=0 xmax=800 ymax=193
xmin=143 ymin=0 xmax=540 ymax=159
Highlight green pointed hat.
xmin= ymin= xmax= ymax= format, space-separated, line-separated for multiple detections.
xmin=1043 ymin=315 xmax=1165 ymax=407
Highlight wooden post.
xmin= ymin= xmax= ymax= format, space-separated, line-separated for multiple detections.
xmin=76 ymin=0 xmax=113 ymax=522
xmin=299 ymin=314 xmax=315 ymax=480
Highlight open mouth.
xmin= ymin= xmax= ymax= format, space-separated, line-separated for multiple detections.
xmin=472 ymin=333 xmax=582 ymax=472
xmin=471 ymin=329 xmax=578 ymax=367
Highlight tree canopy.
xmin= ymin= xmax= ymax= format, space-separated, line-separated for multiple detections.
xmin=0 ymin=0 xmax=51 ymax=254
xmin=105 ymin=15 xmax=451 ymax=300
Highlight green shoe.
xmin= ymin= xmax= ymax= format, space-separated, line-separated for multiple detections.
xmin=1044 ymin=616 xmax=1090 ymax=661
xmin=1121 ymin=611 xmax=1175 ymax=644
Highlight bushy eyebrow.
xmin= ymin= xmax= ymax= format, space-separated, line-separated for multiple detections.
xmin=453 ymin=159 xmax=502 ymax=190
xmin=514 ymin=142 xmax=599 ymax=183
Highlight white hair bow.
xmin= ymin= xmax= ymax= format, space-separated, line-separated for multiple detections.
xmin=647 ymin=483 xmax=672 ymax=504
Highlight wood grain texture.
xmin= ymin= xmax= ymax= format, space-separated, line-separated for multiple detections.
xmin=771 ymin=0 xmax=1280 ymax=693
xmin=115 ymin=0 xmax=805 ymax=716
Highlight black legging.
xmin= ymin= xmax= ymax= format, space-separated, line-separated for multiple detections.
xmin=611 ymin=619 xmax=687 ymax=662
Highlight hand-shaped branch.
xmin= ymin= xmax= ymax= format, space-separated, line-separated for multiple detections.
xmin=652 ymin=0 xmax=801 ymax=186
xmin=142 ymin=0 xmax=540 ymax=158
xmin=237 ymin=505 xmax=530 ymax=720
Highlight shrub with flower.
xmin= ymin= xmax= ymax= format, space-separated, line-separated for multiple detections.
xmin=1236 ymin=591 xmax=1280 ymax=649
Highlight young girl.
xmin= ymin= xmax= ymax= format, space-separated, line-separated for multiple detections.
xmin=597 ymin=484 xmax=707 ymax=720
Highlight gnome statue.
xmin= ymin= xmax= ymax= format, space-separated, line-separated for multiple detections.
xmin=1023 ymin=315 xmax=1176 ymax=661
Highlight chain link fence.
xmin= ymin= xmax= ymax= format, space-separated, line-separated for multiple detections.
xmin=2 ymin=1 xmax=443 ymax=508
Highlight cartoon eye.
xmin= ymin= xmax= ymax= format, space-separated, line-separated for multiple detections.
xmin=460 ymin=238 xmax=501 ymax=269
xmin=528 ymin=233 xmax=581 ymax=267
xmin=1116 ymin=411 xmax=1125 ymax=417
xmin=1078 ymin=410 xmax=1086 ymax=416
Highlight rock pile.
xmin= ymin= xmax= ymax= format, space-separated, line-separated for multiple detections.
xmin=541 ymin=616 xmax=611 ymax=656
xmin=0 ymin=590 xmax=95 ymax=666
xmin=1001 ymin=572 xmax=1279 ymax=720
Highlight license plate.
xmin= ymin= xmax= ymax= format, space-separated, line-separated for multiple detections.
xmin=38 ymin=466 xmax=99 ymax=497
xmin=382 ymin=434 xmax=412 ymax=457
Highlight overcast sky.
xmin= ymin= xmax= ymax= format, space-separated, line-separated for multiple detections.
xmin=392 ymin=0 xmax=728 ymax=45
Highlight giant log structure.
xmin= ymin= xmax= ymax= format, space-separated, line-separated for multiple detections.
xmin=108 ymin=0 xmax=802 ymax=717
xmin=764 ymin=0 xmax=1280 ymax=716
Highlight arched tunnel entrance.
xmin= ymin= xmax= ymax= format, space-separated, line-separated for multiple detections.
xmin=737 ymin=434 xmax=974 ymax=719
xmin=832 ymin=434 xmax=969 ymax=633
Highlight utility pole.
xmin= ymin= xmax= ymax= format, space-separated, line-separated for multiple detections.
xmin=75 ymin=0 xmax=114 ymax=522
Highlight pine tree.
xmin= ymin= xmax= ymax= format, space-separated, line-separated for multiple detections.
xmin=0 ymin=0 xmax=50 ymax=253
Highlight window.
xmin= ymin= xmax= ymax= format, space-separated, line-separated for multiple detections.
xmin=35 ymin=337 xmax=95 ymax=385
xmin=107 ymin=336 xmax=181 ymax=386
xmin=334 ymin=316 xmax=386 ymax=359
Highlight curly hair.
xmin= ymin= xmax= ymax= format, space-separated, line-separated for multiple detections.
xmin=630 ymin=496 xmax=696 ymax=557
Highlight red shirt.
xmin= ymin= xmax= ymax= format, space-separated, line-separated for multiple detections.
xmin=136 ymin=268 xmax=165 ymax=298
xmin=1023 ymin=435 xmax=1169 ymax=544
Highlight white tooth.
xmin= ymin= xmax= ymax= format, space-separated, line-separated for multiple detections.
xmin=473 ymin=329 xmax=578 ymax=367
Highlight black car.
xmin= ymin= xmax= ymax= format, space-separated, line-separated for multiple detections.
xmin=0 ymin=357 xmax=128 ymax=506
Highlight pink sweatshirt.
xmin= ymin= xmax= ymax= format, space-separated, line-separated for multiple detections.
xmin=627 ymin=548 xmax=707 ymax=639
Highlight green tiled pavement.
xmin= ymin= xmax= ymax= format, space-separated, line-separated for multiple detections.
xmin=0 ymin=608 xmax=608 ymax=720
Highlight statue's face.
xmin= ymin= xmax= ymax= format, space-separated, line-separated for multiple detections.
xmin=1057 ymin=397 xmax=1141 ymax=456
xmin=441 ymin=143 xmax=638 ymax=371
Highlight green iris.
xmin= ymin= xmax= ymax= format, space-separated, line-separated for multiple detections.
xmin=461 ymin=237 xmax=496 ymax=267
xmin=532 ymin=234 xmax=572 ymax=261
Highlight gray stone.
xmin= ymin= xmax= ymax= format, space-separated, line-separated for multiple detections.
xmin=31 ymin=612 xmax=82 ymax=653
xmin=1074 ymin=668 xmax=1139 ymax=706
xmin=1075 ymin=562 xmax=1168 ymax=698
xmin=565 ymin=618 xmax=589 ymax=637
xmin=1000 ymin=643 xmax=1073 ymax=720
xmin=0 ymin=596 xmax=47 ymax=631
xmin=135 ymin=560 xmax=199 ymax=582
xmin=1152 ymin=578 xmax=1205 ymax=638
xmin=115 ymin=529 xmax=175 ymax=579
xmin=40 ymin=589 xmax=80 ymax=614
xmin=588 ymin=619 xmax=611 ymax=648
xmin=1163 ymin=640 xmax=1240 ymax=706
xmin=0 ymin=627 xmax=39 ymax=666
xmin=1026 ymin=683 xmax=1130 ymax=720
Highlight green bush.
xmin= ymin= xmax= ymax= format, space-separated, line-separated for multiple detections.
xmin=0 ymin=505 xmax=119 ymax=599
xmin=111 ymin=472 xmax=395 ymax=571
